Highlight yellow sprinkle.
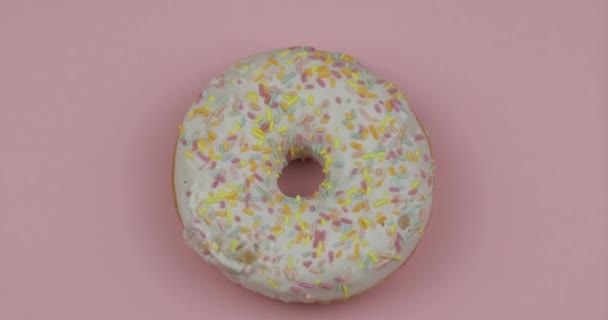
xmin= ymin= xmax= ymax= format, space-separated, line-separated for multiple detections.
xmin=267 ymin=279 xmax=279 ymax=289
xmin=362 ymin=153 xmax=377 ymax=160
xmin=266 ymin=108 xmax=271 ymax=121
xmin=230 ymin=239 xmax=238 ymax=251
xmin=314 ymin=108 xmax=322 ymax=116
xmin=354 ymin=242 xmax=360 ymax=260
xmin=373 ymin=199 xmax=390 ymax=208
xmin=341 ymin=285 xmax=350 ymax=298
xmin=184 ymin=150 xmax=194 ymax=159
xmin=308 ymin=95 xmax=314 ymax=106
xmin=287 ymin=256 xmax=294 ymax=270
xmin=277 ymin=126 xmax=287 ymax=134
xmin=390 ymin=224 xmax=396 ymax=234
xmin=411 ymin=180 xmax=421 ymax=189
xmin=178 ymin=124 xmax=185 ymax=135
xmin=336 ymin=250 xmax=343 ymax=258
xmin=226 ymin=209 xmax=233 ymax=224
xmin=305 ymin=235 xmax=311 ymax=244
xmin=287 ymin=241 xmax=294 ymax=248
xmin=253 ymin=220 xmax=261 ymax=229
xmin=334 ymin=138 xmax=340 ymax=149
xmin=393 ymin=255 xmax=402 ymax=261
xmin=361 ymin=239 xmax=369 ymax=247
xmin=320 ymin=218 xmax=327 ymax=226
xmin=368 ymin=251 xmax=378 ymax=263
xmin=211 ymin=242 xmax=220 ymax=253
xmin=317 ymin=241 xmax=324 ymax=257
xmin=330 ymin=77 xmax=336 ymax=88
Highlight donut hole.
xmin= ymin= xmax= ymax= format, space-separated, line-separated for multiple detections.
xmin=277 ymin=157 xmax=325 ymax=198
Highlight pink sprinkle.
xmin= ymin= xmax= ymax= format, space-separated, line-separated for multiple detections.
xmin=415 ymin=134 xmax=425 ymax=141
xmin=303 ymin=261 xmax=312 ymax=268
xmin=220 ymin=201 xmax=225 ymax=209
xmin=192 ymin=141 xmax=197 ymax=150
xmin=268 ymin=234 xmax=276 ymax=240
xmin=185 ymin=191 xmax=191 ymax=197
xmin=305 ymin=84 xmax=314 ymax=89
xmin=395 ymin=238 xmax=402 ymax=252
xmin=334 ymin=190 xmax=344 ymax=196
xmin=330 ymin=70 xmax=341 ymax=79
xmin=317 ymin=135 xmax=323 ymax=144
xmin=244 ymin=193 xmax=251 ymax=203
xmin=340 ymin=218 xmax=352 ymax=224
xmin=247 ymin=112 xmax=255 ymax=119
xmin=374 ymin=104 xmax=382 ymax=113
xmin=268 ymin=207 xmax=273 ymax=213
xmin=197 ymin=152 xmax=209 ymax=162
xmin=210 ymin=161 xmax=217 ymax=169
xmin=253 ymin=173 xmax=264 ymax=182
xmin=319 ymin=282 xmax=334 ymax=289
xmin=298 ymin=282 xmax=314 ymax=289
xmin=295 ymin=225 xmax=301 ymax=231
xmin=420 ymin=170 xmax=427 ymax=179
xmin=180 ymin=138 xmax=187 ymax=145
xmin=328 ymin=251 xmax=334 ymax=263
xmin=319 ymin=212 xmax=331 ymax=220
xmin=301 ymin=73 xmax=307 ymax=83
xmin=388 ymin=88 xmax=398 ymax=94
xmin=334 ymin=276 xmax=346 ymax=284
xmin=332 ymin=220 xmax=341 ymax=227
xmin=235 ymin=216 xmax=241 ymax=222
xmin=309 ymin=205 xmax=316 ymax=211
xmin=389 ymin=187 xmax=400 ymax=192
xmin=336 ymin=97 xmax=342 ymax=104
xmin=388 ymin=150 xmax=398 ymax=159
xmin=290 ymin=286 xmax=303 ymax=293
xmin=316 ymin=79 xmax=326 ymax=87
xmin=260 ymin=122 xmax=270 ymax=132
xmin=408 ymin=189 xmax=418 ymax=195
xmin=231 ymin=157 xmax=241 ymax=163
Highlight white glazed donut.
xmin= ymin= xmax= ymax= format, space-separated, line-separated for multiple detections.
xmin=173 ymin=47 xmax=434 ymax=303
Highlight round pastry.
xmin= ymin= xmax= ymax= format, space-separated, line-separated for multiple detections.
xmin=173 ymin=46 xmax=434 ymax=303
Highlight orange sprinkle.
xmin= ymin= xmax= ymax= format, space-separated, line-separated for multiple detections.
xmin=350 ymin=142 xmax=363 ymax=150
xmin=353 ymin=202 xmax=366 ymax=213
xmin=243 ymin=208 xmax=254 ymax=216
xmin=369 ymin=125 xmax=379 ymax=140
xmin=283 ymin=203 xmax=292 ymax=216
xmin=386 ymin=100 xmax=393 ymax=111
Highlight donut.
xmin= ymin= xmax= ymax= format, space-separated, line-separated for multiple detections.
xmin=173 ymin=47 xmax=434 ymax=303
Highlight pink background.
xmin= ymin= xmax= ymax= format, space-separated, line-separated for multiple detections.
xmin=1 ymin=0 xmax=607 ymax=319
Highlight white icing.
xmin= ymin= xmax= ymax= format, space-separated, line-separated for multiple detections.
xmin=174 ymin=47 xmax=434 ymax=303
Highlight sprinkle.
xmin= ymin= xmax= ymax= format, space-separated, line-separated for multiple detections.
xmin=368 ymin=250 xmax=378 ymax=263
xmin=341 ymin=284 xmax=350 ymax=298
xmin=267 ymin=279 xmax=280 ymax=289
xmin=410 ymin=180 xmax=421 ymax=189
xmin=230 ymin=238 xmax=238 ymax=251
xmin=373 ymin=199 xmax=391 ymax=208
xmin=369 ymin=125 xmax=379 ymax=140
